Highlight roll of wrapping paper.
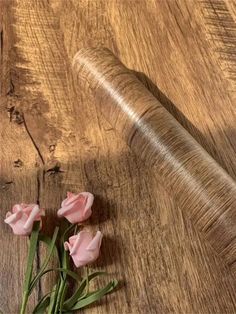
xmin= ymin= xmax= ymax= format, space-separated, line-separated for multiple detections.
xmin=73 ymin=47 xmax=236 ymax=271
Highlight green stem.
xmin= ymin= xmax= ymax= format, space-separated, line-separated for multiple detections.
xmin=59 ymin=282 xmax=68 ymax=313
xmin=19 ymin=221 xmax=40 ymax=314
xmin=54 ymin=224 xmax=71 ymax=313
xmin=54 ymin=222 xmax=78 ymax=312
xmin=85 ymin=266 xmax=89 ymax=296
xmin=19 ymin=291 xmax=28 ymax=314
xmin=74 ymin=225 xmax=78 ymax=235
xmin=54 ymin=279 xmax=65 ymax=313
xmin=47 ymin=284 xmax=59 ymax=314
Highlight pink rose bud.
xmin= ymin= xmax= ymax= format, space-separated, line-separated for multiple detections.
xmin=4 ymin=204 xmax=45 ymax=236
xmin=64 ymin=230 xmax=103 ymax=267
xmin=57 ymin=192 xmax=94 ymax=224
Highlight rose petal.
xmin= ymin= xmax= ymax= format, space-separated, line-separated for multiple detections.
xmin=81 ymin=192 xmax=94 ymax=215
xmin=4 ymin=211 xmax=22 ymax=224
xmin=23 ymin=205 xmax=40 ymax=231
xmin=86 ymin=231 xmax=103 ymax=251
xmin=57 ymin=203 xmax=74 ymax=217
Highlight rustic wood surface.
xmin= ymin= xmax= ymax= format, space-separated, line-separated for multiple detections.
xmin=1 ymin=0 xmax=236 ymax=313
xmin=74 ymin=45 xmax=236 ymax=271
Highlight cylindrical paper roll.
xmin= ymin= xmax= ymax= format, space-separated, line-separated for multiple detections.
xmin=73 ymin=47 xmax=236 ymax=270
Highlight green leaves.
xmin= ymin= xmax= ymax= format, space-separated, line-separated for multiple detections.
xmin=32 ymin=294 xmax=50 ymax=314
xmin=29 ymin=226 xmax=59 ymax=293
xmin=20 ymin=223 xmax=59 ymax=314
xmin=52 ymin=223 xmax=76 ymax=312
xmin=69 ymin=279 xmax=118 ymax=311
xmin=63 ymin=271 xmax=107 ymax=309
xmin=19 ymin=220 xmax=119 ymax=314
xmin=62 ymin=272 xmax=118 ymax=311
xmin=33 ymin=267 xmax=80 ymax=282
xmin=37 ymin=268 xmax=119 ymax=312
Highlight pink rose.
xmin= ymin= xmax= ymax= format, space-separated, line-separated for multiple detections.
xmin=57 ymin=192 xmax=94 ymax=224
xmin=4 ymin=204 xmax=45 ymax=236
xmin=64 ymin=230 xmax=103 ymax=267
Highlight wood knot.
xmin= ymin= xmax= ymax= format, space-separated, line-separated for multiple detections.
xmin=14 ymin=159 xmax=23 ymax=168
xmin=49 ymin=144 xmax=56 ymax=153
xmin=7 ymin=103 xmax=24 ymax=124
xmin=45 ymin=162 xmax=64 ymax=175
xmin=0 ymin=180 xmax=13 ymax=190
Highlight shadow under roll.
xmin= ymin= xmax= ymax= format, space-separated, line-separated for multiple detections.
xmin=73 ymin=47 xmax=236 ymax=271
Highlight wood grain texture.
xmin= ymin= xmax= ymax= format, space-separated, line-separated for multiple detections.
xmin=202 ymin=0 xmax=236 ymax=87
xmin=1 ymin=0 xmax=236 ymax=313
xmin=73 ymin=46 xmax=236 ymax=270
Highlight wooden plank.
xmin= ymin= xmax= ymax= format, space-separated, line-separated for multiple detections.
xmin=1 ymin=0 xmax=236 ymax=313
xmin=0 ymin=1 xmax=39 ymax=312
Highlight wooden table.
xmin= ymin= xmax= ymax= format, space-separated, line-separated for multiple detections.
xmin=1 ymin=0 xmax=236 ymax=313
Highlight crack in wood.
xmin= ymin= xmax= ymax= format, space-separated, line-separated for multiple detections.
xmin=22 ymin=114 xmax=45 ymax=165
xmin=0 ymin=29 xmax=3 ymax=58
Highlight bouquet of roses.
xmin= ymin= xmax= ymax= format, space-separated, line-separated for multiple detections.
xmin=4 ymin=191 xmax=118 ymax=313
